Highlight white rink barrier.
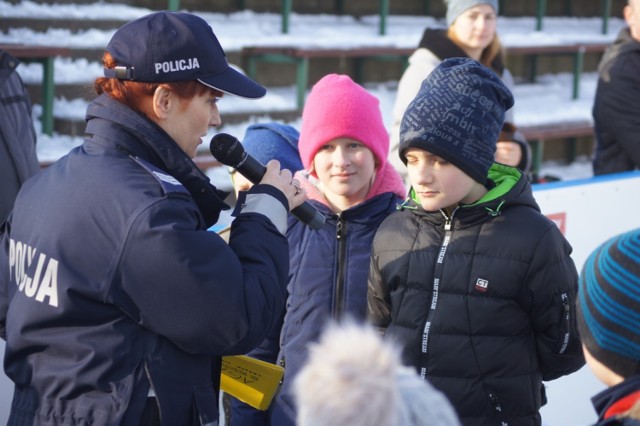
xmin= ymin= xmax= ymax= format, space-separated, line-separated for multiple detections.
xmin=534 ymin=170 xmax=640 ymax=426
xmin=533 ymin=170 xmax=640 ymax=272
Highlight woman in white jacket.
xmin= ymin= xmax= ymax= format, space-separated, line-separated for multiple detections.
xmin=390 ymin=0 xmax=531 ymax=180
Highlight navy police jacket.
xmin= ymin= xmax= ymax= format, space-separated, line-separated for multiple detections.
xmin=0 ymin=94 xmax=289 ymax=425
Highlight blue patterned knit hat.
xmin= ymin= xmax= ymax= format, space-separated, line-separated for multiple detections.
xmin=399 ymin=57 xmax=513 ymax=184
xmin=577 ymin=228 xmax=640 ymax=378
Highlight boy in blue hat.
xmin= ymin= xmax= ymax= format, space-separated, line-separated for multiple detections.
xmin=230 ymin=122 xmax=303 ymax=195
xmin=216 ymin=122 xmax=303 ymax=240
xmin=368 ymin=57 xmax=585 ymax=425
xmin=577 ymin=228 xmax=640 ymax=425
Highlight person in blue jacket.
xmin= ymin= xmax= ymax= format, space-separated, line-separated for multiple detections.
xmin=219 ymin=122 xmax=304 ymax=424
xmin=230 ymin=74 xmax=407 ymax=425
xmin=0 ymin=11 xmax=307 ymax=425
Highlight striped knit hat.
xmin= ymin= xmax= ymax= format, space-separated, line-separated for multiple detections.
xmin=577 ymin=228 xmax=640 ymax=378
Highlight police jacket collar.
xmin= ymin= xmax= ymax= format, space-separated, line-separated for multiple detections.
xmin=85 ymin=93 xmax=229 ymax=227
xmin=0 ymin=49 xmax=19 ymax=87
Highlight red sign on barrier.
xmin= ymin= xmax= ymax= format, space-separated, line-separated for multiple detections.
xmin=546 ymin=212 xmax=567 ymax=235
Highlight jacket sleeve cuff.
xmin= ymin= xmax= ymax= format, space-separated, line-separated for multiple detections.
xmin=232 ymin=184 xmax=288 ymax=235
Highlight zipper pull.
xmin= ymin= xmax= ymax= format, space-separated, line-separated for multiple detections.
xmin=489 ymin=393 xmax=502 ymax=412
xmin=336 ymin=214 xmax=344 ymax=241
xmin=278 ymin=357 xmax=286 ymax=384
xmin=562 ymin=293 xmax=570 ymax=318
xmin=557 ymin=293 xmax=571 ymax=354
xmin=441 ymin=208 xmax=456 ymax=231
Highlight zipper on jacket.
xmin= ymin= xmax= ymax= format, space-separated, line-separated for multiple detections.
xmin=278 ymin=357 xmax=286 ymax=384
xmin=144 ymin=362 xmax=161 ymax=421
xmin=419 ymin=209 xmax=455 ymax=380
xmin=557 ymin=292 xmax=571 ymax=354
xmin=333 ymin=214 xmax=347 ymax=319
xmin=489 ymin=393 xmax=509 ymax=425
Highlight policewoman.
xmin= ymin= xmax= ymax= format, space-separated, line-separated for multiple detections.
xmin=0 ymin=11 xmax=305 ymax=425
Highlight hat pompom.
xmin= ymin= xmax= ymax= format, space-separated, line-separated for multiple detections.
xmin=294 ymin=321 xmax=461 ymax=426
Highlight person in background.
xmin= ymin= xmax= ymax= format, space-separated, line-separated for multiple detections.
xmin=294 ymin=321 xmax=461 ymax=426
xmin=0 ymin=11 xmax=306 ymax=424
xmin=591 ymin=0 xmax=640 ymax=176
xmin=389 ymin=0 xmax=531 ymax=181
xmin=0 ymin=49 xmax=40 ymax=224
xmin=230 ymin=74 xmax=406 ymax=426
xmin=576 ymin=228 xmax=640 ymax=425
xmin=368 ymin=58 xmax=585 ymax=425
xmin=230 ymin=122 xmax=303 ymax=196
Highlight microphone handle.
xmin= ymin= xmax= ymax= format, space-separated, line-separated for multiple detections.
xmin=291 ymin=202 xmax=326 ymax=230
xmin=236 ymin=154 xmax=267 ymax=184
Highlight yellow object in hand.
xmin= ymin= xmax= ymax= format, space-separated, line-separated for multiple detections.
xmin=220 ymin=355 xmax=285 ymax=411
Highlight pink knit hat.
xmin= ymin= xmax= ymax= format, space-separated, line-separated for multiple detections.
xmin=299 ymin=74 xmax=390 ymax=172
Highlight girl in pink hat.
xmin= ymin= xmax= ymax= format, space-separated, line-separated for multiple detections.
xmin=230 ymin=74 xmax=406 ymax=426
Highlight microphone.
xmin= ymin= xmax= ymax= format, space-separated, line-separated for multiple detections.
xmin=210 ymin=133 xmax=326 ymax=230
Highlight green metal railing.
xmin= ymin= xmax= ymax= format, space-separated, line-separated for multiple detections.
xmin=167 ymin=0 xmax=614 ymax=35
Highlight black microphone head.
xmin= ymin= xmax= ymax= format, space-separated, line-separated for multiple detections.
xmin=209 ymin=133 xmax=245 ymax=168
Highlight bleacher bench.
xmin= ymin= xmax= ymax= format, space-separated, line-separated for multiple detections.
xmin=167 ymin=0 xmax=614 ymax=36
xmin=506 ymin=42 xmax=609 ymax=99
xmin=0 ymin=43 xmax=71 ymax=135
xmin=242 ymin=42 xmax=608 ymax=109
xmin=242 ymin=46 xmax=413 ymax=108
xmin=520 ymin=120 xmax=594 ymax=174
xmin=38 ymin=121 xmax=593 ymax=178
